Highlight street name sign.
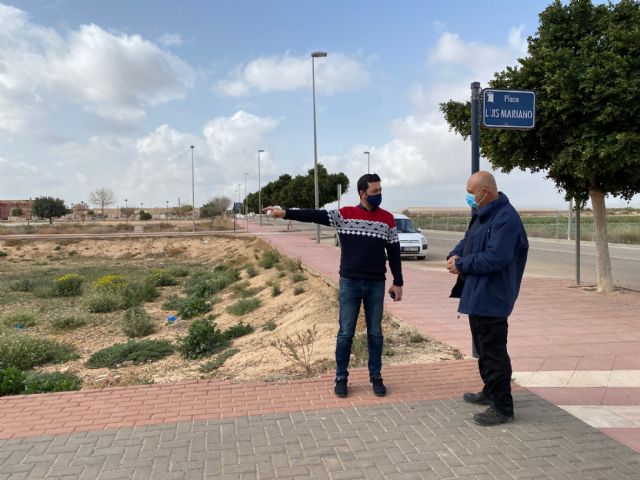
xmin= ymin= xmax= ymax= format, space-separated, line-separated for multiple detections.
xmin=482 ymin=89 xmax=536 ymax=129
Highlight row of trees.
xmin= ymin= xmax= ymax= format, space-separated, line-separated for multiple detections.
xmin=18 ymin=164 xmax=349 ymax=224
xmin=440 ymin=0 xmax=640 ymax=293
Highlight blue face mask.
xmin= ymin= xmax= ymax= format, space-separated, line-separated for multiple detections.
xmin=466 ymin=192 xmax=478 ymax=208
xmin=366 ymin=194 xmax=382 ymax=209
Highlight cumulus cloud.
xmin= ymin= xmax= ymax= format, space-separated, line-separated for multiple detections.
xmin=215 ymin=52 xmax=370 ymax=96
xmin=203 ymin=110 xmax=279 ymax=172
xmin=0 ymin=4 xmax=195 ymax=133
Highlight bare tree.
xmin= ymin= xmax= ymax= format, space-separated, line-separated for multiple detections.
xmin=89 ymin=188 xmax=116 ymax=218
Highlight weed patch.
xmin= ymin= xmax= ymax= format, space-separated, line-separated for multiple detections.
xmin=226 ymin=297 xmax=261 ymax=316
xmin=0 ymin=333 xmax=78 ymax=370
xmin=199 ymin=348 xmax=239 ymax=373
xmin=122 ymin=306 xmax=156 ymax=338
xmin=178 ymin=317 xmax=227 ymax=359
xmin=86 ymin=340 xmax=174 ymax=368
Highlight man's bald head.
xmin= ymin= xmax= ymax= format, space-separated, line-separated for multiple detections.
xmin=466 ymin=171 xmax=499 ymax=208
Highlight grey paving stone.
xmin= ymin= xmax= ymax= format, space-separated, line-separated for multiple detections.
xmin=2 ymin=392 xmax=640 ymax=479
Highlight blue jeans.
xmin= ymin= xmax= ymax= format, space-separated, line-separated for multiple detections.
xmin=336 ymin=277 xmax=386 ymax=379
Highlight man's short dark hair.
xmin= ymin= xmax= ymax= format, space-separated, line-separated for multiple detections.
xmin=357 ymin=173 xmax=381 ymax=195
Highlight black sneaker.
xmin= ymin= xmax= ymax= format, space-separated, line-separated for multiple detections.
xmin=472 ymin=406 xmax=514 ymax=426
xmin=334 ymin=378 xmax=348 ymax=398
xmin=370 ymin=375 xmax=386 ymax=397
xmin=463 ymin=391 xmax=491 ymax=405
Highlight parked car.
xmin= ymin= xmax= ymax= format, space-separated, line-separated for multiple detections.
xmin=394 ymin=213 xmax=428 ymax=260
xmin=334 ymin=213 xmax=428 ymax=260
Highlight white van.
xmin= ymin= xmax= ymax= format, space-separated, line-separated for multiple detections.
xmin=333 ymin=213 xmax=428 ymax=260
xmin=394 ymin=213 xmax=428 ymax=260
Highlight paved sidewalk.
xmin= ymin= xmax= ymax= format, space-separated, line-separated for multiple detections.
xmin=1 ymin=221 xmax=640 ymax=479
xmin=251 ymin=220 xmax=640 ymax=453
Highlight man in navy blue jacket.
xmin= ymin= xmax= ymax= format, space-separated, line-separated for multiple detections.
xmin=264 ymin=174 xmax=403 ymax=398
xmin=447 ymin=171 xmax=528 ymax=426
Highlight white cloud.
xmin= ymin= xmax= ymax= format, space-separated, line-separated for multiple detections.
xmin=203 ymin=110 xmax=279 ymax=171
xmin=157 ymin=33 xmax=183 ymax=47
xmin=0 ymin=4 xmax=196 ymax=133
xmin=215 ymin=52 xmax=370 ymax=96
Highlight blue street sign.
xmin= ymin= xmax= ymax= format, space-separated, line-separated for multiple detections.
xmin=482 ymin=89 xmax=536 ymax=129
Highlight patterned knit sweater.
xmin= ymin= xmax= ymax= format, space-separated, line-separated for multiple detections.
xmin=285 ymin=205 xmax=403 ymax=286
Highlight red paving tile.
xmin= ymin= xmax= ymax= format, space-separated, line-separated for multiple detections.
xmin=528 ymin=387 xmax=607 ymax=406
xmin=601 ymin=428 xmax=640 ymax=452
xmin=0 ymin=361 xmax=486 ymax=440
xmin=602 ymin=388 xmax=640 ymax=405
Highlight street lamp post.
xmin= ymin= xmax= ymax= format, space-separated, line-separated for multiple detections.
xmin=125 ymin=198 xmax=128 ymax=225
xmin=364 ymin=151 xmax=370 ymax=174
xmin=311 ymin=50 xmax=327 ymax=244
xmin=190 ymin=145 xmax=195 ymax=232
xmin=244 ymin=172 xmax=248 ymax=232
xmin=166 ymin=200 xmax=169 ymax=226
xmin=258 ymin=149 xmax=264 ymax=225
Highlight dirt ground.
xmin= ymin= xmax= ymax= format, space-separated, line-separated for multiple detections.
xmin=0 ymin=236 xmax=461 ymax=390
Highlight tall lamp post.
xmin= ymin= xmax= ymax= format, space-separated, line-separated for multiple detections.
xmin=190 ymin=145 xmax=195 ymax=232
xmin=124 ymin=198 xmax=128 ymax=225
xmin=244 ymin=172 xmax=248 ymax=232
xmin=364 ymin=151 xmax=370 ymax=174
xmin=311 ymin=50 xmax=327 ymax=244
xmin=258 ymin=149 xmax=264 ymax=225
xmin=165 ymin=200 xmax=169 ymax=226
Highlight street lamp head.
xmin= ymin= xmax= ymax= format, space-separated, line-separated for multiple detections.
xmin=190 ymin=145 xmax=194 ymax=150
xmin=364 ymin=151 xmax=370 ymax=155
xmin=311 ymin=51 xmax=327 ymax=58
xmin=258 ymin=149 xmax=264 ymax=153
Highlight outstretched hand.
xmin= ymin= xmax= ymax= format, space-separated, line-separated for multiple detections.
xmin=263 ymin=206 xmax=286 ymax=218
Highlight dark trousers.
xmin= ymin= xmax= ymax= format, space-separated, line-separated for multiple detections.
xmin=469 ymin=315 xmax=513 ymax=416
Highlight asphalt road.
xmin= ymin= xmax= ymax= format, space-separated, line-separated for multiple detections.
xmin=406 ymin=230 xmax=640 ymax=291
xmin=291 ymin=222 xmax=640 ymax=291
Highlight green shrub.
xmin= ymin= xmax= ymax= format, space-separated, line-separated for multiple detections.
xmin=162 ymin=296 xmax=185 ymax=311
xmin=122 ymin=307 xmax=156 ymax=338
xmin=199 ymin=348 xmax=239 ymax=373
xmin=0 ymin=333 xmax=78 ymax=370
xmin=290 ymin=272 xmax=306 ymax=283
xmin=86 ymin=340 xmax=174 ymax=368
xmin=52 ymin=273 xmax=85 ymax=297
xmin=177 ymin=295 xmax=211 ymax=319
xmin=9 ymin=278 xmax=35 ymax=292
xmin=293 ymin=286 xmax=305 ymax=296
xmin=245 ymin=265 xmax=258 ymax=278
xmin=226 ymin=298 xmax=261 ymax=316
xmin=146 ymin=269 xmax=178 ymax=287
xmin=51 ymin=316 xmax=87 ymax=331
xmin=0 ymin=250 xmax=7 ymax=257
xmin=86 ymin=290 xmax=121 ymax=313
xmin=224 ymin=321 xmax=255 ymax=340
xmin=185 ymin=269 xmax=240 ymax=298
xmin=0 ymin=367 xmax=25 ymax=396
xmin=263 ymin=320 xmax=277 ymax=331
xmin=2 ymin=311 xmax=38 ymax=328
xmin=259 ymin=249 xmax=280 ymax=269
xmin=271 ymin=284 xmax=282 ymax=297
xmin=23 ymin=371 xmax=82 ymax=394
xmin=232 ymin=282 xmax=261 ymax=299
xmin=121 ymin=282 xmax=159 ymax=308
xmin=168 ymin=267 xmax=190 ymax=278
xmin=178 ymin=317 xmax=227 ymax=359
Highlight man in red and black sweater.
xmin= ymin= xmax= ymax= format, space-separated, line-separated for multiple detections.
xmin=265 ymin=174 xmax=403 ymax=398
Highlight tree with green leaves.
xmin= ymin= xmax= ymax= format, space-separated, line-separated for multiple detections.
xmin=440 ymin=0 xmax=640 ymax=293
xmin=32 ymin=197 xmax=69 ymax=224
xmin=200 ymin=196 xmax=231 ymax=219
xmin=246 ymin=165 xmax=349 ymax=210
xmin=10 ymin=207 xmax=23 ymax=217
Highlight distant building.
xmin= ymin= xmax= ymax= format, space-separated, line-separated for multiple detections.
xmin=0 ymin=200 xmax=32 ymax=220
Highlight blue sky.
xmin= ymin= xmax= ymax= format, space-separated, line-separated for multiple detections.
xmin=1 ymin=0 xmax=636 ymax=211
